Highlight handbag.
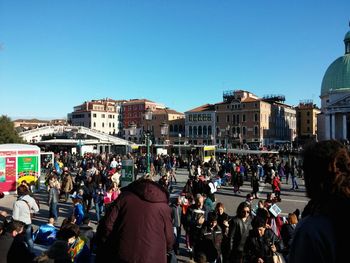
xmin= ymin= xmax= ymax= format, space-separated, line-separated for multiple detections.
xmin=273 ymin=252 xmax=286 ymax=263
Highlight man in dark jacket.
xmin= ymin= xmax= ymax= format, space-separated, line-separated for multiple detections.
xmin=95 ymin=177 xmax=174 ymax=263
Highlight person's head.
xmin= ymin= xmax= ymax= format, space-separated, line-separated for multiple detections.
xmin=252 ymin=216 xmax=267 ymax=237
xmin=195 ymin=194 xmax=204 ymax=206
xmin=58 ymin=223 xmax=80 ymax=244
xmin=17 ymin=184 xmax=30 ymax=196
xmin=215 ymin=202 xmax=225 ymax=215
xmin=288 ymin=213 xmax=298 ymax=225
xmin=236 ymin=201 xmax=251 ymax=219
xmin=7 ymin=220 xmax=25 ymax=237
xmin=48 ymin=217 xmax=55 ymax=225
xmin=303 ymin=140 xmax=350 ymax=200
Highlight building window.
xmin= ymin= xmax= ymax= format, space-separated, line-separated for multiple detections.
xmin=102 ymin=123 xmax=105 ymax=128
xmin=254 ymin=113 xmax=258 ymax=122
xmin=208 ymin=126 xmax=212 ymax=135
xmin=242 ymin=126 xmax=246 ymax=135
xmin=203 ymin=114 xmax=207 ymax=121
xmin=170 ymin=125 xmax=174 ymax=132
xmin=193 ymin=126 xmax=197 ymax=136
xmin=255 ymin=103 xmax=258 ymax=108
xmin=207 ymin=114 xmax=211 ymax=121
xmin=189 ymin=126 xmax=193 ymax=136
xmin=109 ymin=123 xmax=111 ymax=127
xmin=197 ymin=114 xmax=202 ymax=121
xmin=227 ymin=115 xmax=230 ymax=122
xmin=307 ymin=111 xmax=310 ymax=116
xmin=93 ymin=113 xmax=97 ymax=118
xmin=254 ymin=126 xmax=258 ymax=135
xmin=189 ymin=114 xmax=193 ymax=121
xmin=237 ymin=115 xmax=240 ymax=123
xmin=203 ymin=126 xmax=207 ymax=135
xmin=243 ymin=114 xmax=246 ymax=122
xmin=217 ymin=116 xmax=219 ymax=122
xmin=93 ymin=122 xmax=96 ymax=127
xmin=232 ymin=115 xmax=236 ymax=125
xmin=193 ymin=115 xmax=197 ymax=121
xmin=198 ymin=126 xmax=202 ymax=136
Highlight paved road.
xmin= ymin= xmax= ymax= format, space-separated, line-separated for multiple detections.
xmin=0 ymin=168 xmax=308 ymax=261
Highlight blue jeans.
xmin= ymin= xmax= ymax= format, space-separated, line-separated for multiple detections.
xmin=25 ymin=224 xmax=34 ymax=252
xmin=49 ymin=202 xmax=58 ymax=220
xmin=95 ymin=201 xmax=104 ymax=222
xmin=291 ymin=176 xmax=299 ymax=189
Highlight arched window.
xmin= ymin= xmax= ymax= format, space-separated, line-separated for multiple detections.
xmin=193 ymin=126 xmax=198 ymax=136
xmin=254 ymin=126 xmax=258 ymax=135
xmin=198 ymin=126 xmax=202 ymax=136
xmin=243 ymin=126 xmax=246 ymax=135
xmin=189 ymin=126 xmax=193 ymax=136
xmin=203 ymin=126 xmax=207 ymax=135
xmin=208 ymin=126 xmax=212 ymax=135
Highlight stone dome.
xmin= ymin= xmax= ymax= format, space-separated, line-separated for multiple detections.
xmin=320 ymin=30 xmax=350 ymax=97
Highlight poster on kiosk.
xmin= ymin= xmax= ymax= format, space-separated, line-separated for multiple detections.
xmin=0 ymin=144 xmax=40 ymax=194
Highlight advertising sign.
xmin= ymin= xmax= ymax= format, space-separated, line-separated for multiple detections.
xmin=121 ymin=159 xmax=134 ymax=187
xmin=0 ymin=157 xmax=17 ymax=192
xmin=17 ymin=156 xmax=39 ymax=184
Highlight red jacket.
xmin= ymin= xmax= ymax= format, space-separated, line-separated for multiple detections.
xmin=96 ymin=179 xmax=174 ymax=263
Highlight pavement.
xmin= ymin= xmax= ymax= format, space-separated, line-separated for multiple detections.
xmin=0 ymin=168 xmax=308 ymax=261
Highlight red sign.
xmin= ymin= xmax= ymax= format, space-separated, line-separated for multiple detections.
xmin=0 ymin=151 xmax=16 ymax=156
xmin=18 ymin=150 xmax=39 ymax=155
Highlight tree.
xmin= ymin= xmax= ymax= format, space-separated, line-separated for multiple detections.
xmin=0 ymin=115 xmax=24 ymax=144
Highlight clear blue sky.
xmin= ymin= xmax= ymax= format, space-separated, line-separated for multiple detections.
xmin=0 ymin=0 xmax=349 ymax=119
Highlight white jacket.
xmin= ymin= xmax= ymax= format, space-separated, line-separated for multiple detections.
xmin=12 ymin=194 xmax=40 ymax=225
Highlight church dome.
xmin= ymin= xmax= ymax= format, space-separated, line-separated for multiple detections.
xmin=320 ymin=30 xmax=350 ymax=97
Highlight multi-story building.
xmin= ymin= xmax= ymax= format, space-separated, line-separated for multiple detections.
xmin=68 ymin=98 xmax=123 ymax=135
xmin=185 ymin=104 xmax=216 ymax=145
xmin=122 ymin=99 xmax=163 ymax=128
xmin=262 ymin=95 xmax=297 ymax=145
xmin=215 ymin=90 xmax=272 ymax=147
xmin=296 ymin=100 xmax=320 ymax=144
xmin=140 ymin=108 xmax=185 ymax=144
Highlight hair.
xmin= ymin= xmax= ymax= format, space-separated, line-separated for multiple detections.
xmin=288 ymin=213 xmax=298 ymax=225
xmin=252 ymin=215 xmax=267 ymax=229
xmin=7 ymin=220 xmax=25 ymax=233
xmin=58 ymin=223 xmax=80 ymax=240
xmin=215 ymin=202 xmax=225 ymax=211
xmin=236 ymin=201 xmax=251 ymax=218
xmin=302 ymin=140 xmax=350 ymax=200
xmin=17 ymin=184 xmax=30 ymax=196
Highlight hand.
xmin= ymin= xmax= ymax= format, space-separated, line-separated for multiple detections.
xmin=223 ymin=220 xmax=229 ymax=227
xmin=257 ymin=258 xmax=264 ymax=263
xmin=270 ymin=244 xmax=277 ymax=253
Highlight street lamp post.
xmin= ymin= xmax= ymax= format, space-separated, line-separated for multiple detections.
xmin=144 ymin=108 xmax=153 ymax=174
xmin=225 ymin=125 xmax=230 ymax=156
xmin=178 ymin=133 xmax=182 ymax=158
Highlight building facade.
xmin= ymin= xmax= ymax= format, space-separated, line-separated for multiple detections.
xmin=185 ymin=104 xmax=216 ymax=145
xmin=215 ymin=90 xmax=272 ymax=147
xmin=68 ymin=98 xmax=122 ymax=135
xmin=318 ymin=28 xmax=350 ymax=141
xmin=296 ymin=101 xmax=320 ymax=143
xmin=262 ymin=96 xmax=297 ymax=145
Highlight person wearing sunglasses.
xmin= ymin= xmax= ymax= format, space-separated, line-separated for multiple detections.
xmin=227 ymin=201 xmax=252 ymax=263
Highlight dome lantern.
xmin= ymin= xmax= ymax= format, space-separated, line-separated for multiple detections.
xmin=345 ymin=22 xmax=350 ymax=54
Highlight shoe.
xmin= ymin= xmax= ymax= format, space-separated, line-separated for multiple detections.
xmin=295 ymin=187 xmax=299 ymax=189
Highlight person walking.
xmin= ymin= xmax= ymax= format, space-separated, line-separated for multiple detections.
xmin=95 ymin=175 xmax=174 ymax=263
xmin=289 ymin=140 xmax=350 ymax=263
xmin=227 ymin=201 xmax=253 ymax=263
xmin=12 ymin=185 xmax=40 ymax=252
xmin=48 ymin=179 xmax=60 ymax=221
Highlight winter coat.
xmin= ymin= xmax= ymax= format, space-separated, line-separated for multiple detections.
xmin=95 ymin=179 xmax=174 ymax=263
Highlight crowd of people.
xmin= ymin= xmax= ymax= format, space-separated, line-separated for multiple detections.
xmin=0 ymin=140 xmax=349 ymax=262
